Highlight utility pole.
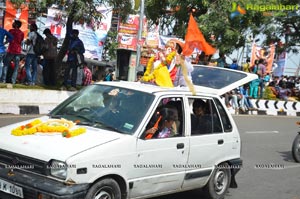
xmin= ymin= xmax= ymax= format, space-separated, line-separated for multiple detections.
xmin=136 ymin=0 xmax=145 ymax=73
xmin=128 ymin=0 xmax=144 ymax=81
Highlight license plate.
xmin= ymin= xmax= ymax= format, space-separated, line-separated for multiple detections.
xmin=0 ymin=178 xmax=24 ymax=198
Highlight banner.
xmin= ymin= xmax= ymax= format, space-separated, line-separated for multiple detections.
xmin=117 ymin=14 xmax=147 ymax=51
xmin=146 ymin=25 xmax=159 ymax=48
xmin=250 ymin=43 xmax=276 ymax=73
xmin=4 ymin=0 xmax=29 ymax=37
xmin=45 ymin=6 xmax=112 ymax=60
xmin=273 ymin=52 xmax=286 ymax=77
xmin=46 ymin=8 xmax=67 ymax=39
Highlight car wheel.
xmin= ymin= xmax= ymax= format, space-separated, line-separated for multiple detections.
xmin=292 ymin=134 xmax=300 ymax=163
xmin=203 ymin=162 xmax=231 ymax=199
xmin=85 ymin=178 xmax=121 ymax=199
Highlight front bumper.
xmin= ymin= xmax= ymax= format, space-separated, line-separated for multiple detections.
xmin=0 ymin=167 xmax=89 ymax=199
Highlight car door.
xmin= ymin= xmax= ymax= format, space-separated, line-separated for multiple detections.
xmin=128 ymin=96 xmax=189 ymax=198
xmin=182 ymin=96 xmax=237 ymax=190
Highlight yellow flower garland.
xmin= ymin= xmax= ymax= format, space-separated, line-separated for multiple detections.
xmin=142 ymin=51 xmax=176 ymax=82
xmin=11 ymin=119 xmax=86 ymax=138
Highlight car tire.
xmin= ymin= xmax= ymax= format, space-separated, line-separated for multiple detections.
xmin=292 ymin=134 xmax=300 ymax=163
xmin=203 ymin=162 xmax=231 ymax=199
xmin=85 ymin=178 xmax=121 ymax=199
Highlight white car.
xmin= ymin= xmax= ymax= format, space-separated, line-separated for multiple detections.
xmin=0 ymin=65 xmax=257 ymax=199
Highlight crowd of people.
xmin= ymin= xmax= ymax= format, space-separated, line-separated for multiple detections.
xmin=217 ymin=54 xmax=300 ymax=113
xmin=0 ymin=20 xmax=96 ymax=90
xmin=1 ymin=20 xmax=299 ymax=105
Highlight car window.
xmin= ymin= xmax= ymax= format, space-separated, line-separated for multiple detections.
xmin=213 ymin=98 xmax=232 ymax=132
xmin=206 ymin=99 xmax=223 ymax=133
xmin=191 ymin=65 xmax=248 ymax=89
xmin=189 ymin=97 xmax=223 ymax=135
xmin=143 ymin=97 xmax=184 ymax=139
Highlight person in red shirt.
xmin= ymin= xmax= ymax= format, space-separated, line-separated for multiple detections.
xmin=1 ymin=20 xmax=24 ymax=84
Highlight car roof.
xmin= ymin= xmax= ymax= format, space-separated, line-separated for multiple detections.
xmin=191 ymin=65 xmax=258 ymax=95
xmin=95 ymin=65 xmax=258 ymax=96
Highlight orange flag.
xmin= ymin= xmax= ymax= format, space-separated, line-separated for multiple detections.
xmin=4 ymin=0 xmax=29 ymax=38
xmin=182 ymin=14 xmax=216 ymax=56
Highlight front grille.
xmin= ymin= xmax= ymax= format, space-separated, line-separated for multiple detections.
xmin=0 ymin=149 xmax=48 ymax=175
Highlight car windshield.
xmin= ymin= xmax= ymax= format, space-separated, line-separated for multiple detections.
xmin=49 ymin=84 xmax=154 ymax=135
xmin=191 ymin=65 xmax=248 ymax=89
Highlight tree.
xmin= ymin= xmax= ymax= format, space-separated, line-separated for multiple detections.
xmin=9 ymin=0 xmax=133 ymax=84
xmin=102 ymin=30 xmax=118 ymax=61
xmin=145 ymin=0 xmax=300 ymax=56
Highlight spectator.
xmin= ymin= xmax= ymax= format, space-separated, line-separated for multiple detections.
xmin=42 ymin=28 xmax=58 ymax=86
xmin=24 ymin=23 xmax=39 ymax=86
xmin=257 ymin=59 xmax=266 ymax=98
xmin=104 ymin=68 xmax=114 ymax=81
xmin=250 ymin=59 xmax=259 ymax=74
xmin=278 ymin=82 xmax=291 ymax=101
xmin=1 ymin=20 xmax=23 ymax=84
xmin=264 ymin=72 xmax=271 ymax=86
xmin=249 ymin=75 xmax=260 ymax=99
xmin=136 ymin=71 xmax=144 ymax=82
xmin=239 ymin=84 xmax=256 ymax=111
xmin=82 ymin=63 xmax=92 ymax=86
xmin=92 ymin=65 xmax=103 ymax=82
xmin=224 ymin=90 xmax=240 ymax=114
xmin=16 ymin=57 xmax=26 ymax=84
xmin=0 ymin=26 xmax=13 ymax=81
xmin=278 ymin=75 xmax=288 ymax=88
xmin=232 ymin=88 xmax=248 ymax=113
xmin=242 ymin=58 xmax=251 ymax=73
xmin=61 ymin=29 xmax=85 ymax=91
xmin=216 ymin=52 xmax=226 ymax=68
xmin=229 ymin=58 xmax=239 ymax=70
xmin=295 ymin=79 xmax=300 ymax=90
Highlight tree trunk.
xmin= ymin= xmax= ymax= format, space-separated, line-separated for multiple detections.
xmin=54 ymin=3 xmax=76 ymax=85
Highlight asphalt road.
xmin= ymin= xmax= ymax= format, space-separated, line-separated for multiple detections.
xmin=0 ymin=115 xmax=299 ymax=199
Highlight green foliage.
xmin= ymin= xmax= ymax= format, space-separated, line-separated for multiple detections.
xmin=145 ymin=0 xmax=300 ymax=55
xmin=103 ymin=30 xmax=118 ymax=61
xmin=8 ymin=0 xmax=26 ymax=9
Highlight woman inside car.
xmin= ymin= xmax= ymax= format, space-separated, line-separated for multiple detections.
xmin=145 ymin=106 xmax=178 ymax=139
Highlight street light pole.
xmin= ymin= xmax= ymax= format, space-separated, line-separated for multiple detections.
xmin=135 ymin=0 xmax=145 ymax=79
xmin=127 ymin=0 xmax=145 ymax=81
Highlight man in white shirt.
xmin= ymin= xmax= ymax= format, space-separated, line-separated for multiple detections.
xmin=24 ymin=23 xmax=38 ymax=86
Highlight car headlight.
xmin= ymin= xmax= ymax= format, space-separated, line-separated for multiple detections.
xmin=49 ymin=160 xmax=67 ymax=179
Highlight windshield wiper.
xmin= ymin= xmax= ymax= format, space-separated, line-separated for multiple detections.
xmin=48 ymin=114 xmax=63 ymax=119
xmin=76 ymin=121 xmax=94 ymax=126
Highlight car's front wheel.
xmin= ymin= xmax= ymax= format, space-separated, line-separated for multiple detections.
xmin=203 ymin=162 xmax=231 ymax=199
xmin=85 ymin=178 xmax=121 ymax=199
xmin=292 ymin=134 xmax=300 ymax=163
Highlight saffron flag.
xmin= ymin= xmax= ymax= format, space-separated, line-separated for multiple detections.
xmin=4 ymin=0 xmax=28 ymax=37
xmin=182 ymin=14 xmax=216 ymax=56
